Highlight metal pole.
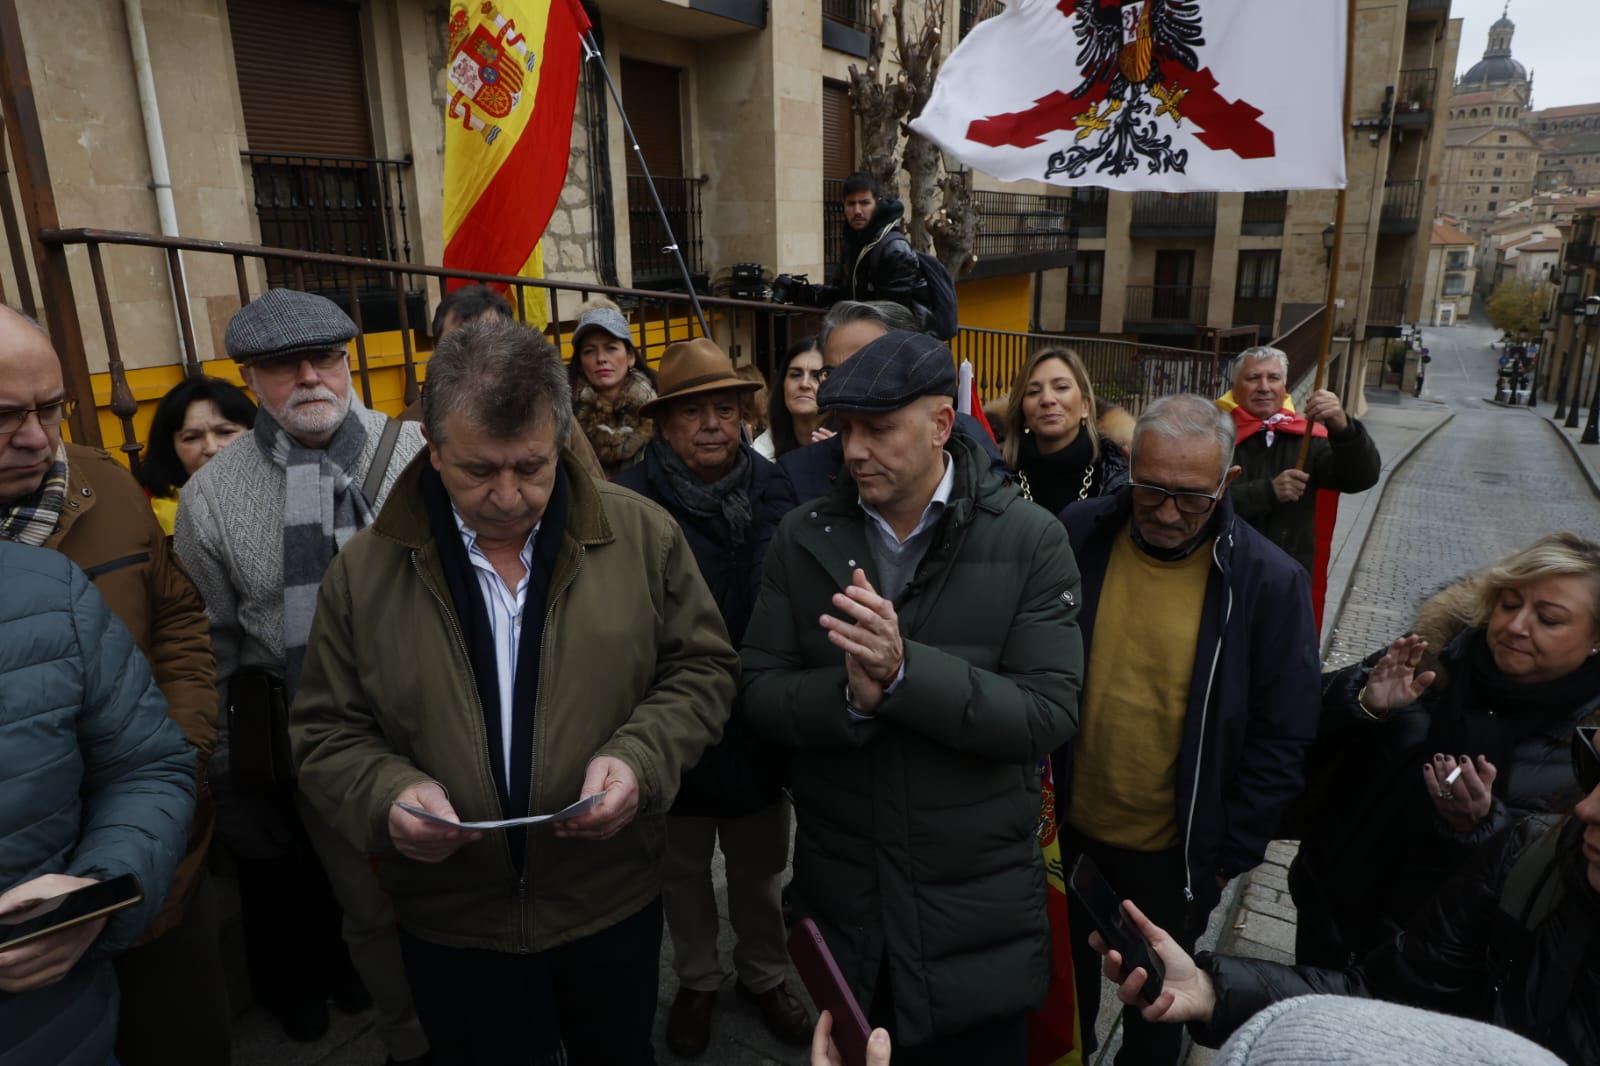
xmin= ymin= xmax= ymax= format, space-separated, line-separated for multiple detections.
xmin=580 ymin=30 xmax=710 ymax=338
xmin=1296 ymin=0 xmax=1356 ymax=472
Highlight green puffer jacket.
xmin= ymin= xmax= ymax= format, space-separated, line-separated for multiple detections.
xmin=741 ymin=434 xmax=1083 ymax=1045
xmin=289 ymin=451 xmax=737 ymax=954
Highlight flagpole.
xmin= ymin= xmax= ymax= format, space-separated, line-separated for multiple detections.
xmin=1297 ymin=0 xmax=1357 ymax=472
xmin=580 ymin=31 xmax=711 ymax=338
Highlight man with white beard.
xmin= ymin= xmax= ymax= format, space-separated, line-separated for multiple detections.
xmin=176 ymin=289 xmax=431 ymax=1062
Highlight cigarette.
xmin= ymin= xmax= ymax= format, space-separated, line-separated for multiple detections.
xmin=1444 ymin=766 xmax=1463 ymax=786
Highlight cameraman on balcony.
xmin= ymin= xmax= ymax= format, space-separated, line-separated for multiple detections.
xmin=825 ymin=172 xmax=935 ymax=332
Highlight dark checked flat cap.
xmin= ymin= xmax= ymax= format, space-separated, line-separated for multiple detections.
xmin=225 ymin=289 xmax=358 ymax=364
xmin=817 ymin=330 xmax=957 ymax=413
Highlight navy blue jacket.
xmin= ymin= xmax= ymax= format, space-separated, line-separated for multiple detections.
xmin=779 ymin=412 xmax=1008 ymax=503
xmin=1059 ymin=490 xmax=1320 ymax=895
xmin=615 ymin=444 xmax=797 ymax=816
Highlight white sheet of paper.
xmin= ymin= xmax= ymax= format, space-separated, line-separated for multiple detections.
xmin=397 ymin=791 xmax=606 ymax=830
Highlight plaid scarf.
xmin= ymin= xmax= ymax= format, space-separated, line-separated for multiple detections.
xmin=0 ymin=443 xmax=68 ymax=546
xmin=254 ymin=405 xmax=372 ymax=696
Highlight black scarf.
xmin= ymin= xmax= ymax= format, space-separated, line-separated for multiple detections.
xmin=1018 ymin=429 xmax=1095 ymax=516
xmin=649 ymin=436 xmax=754 ymax=545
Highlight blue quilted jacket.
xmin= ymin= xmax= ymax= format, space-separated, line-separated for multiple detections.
xmin=0 ymin=543 xmax=196 ymax=1066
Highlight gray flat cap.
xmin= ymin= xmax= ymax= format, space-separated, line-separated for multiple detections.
xmin=818 ymin=330 xmax=957 ymax=413
xmin=570 ymin=307 xmax=633 ymax=354
xmin=225 ymin=289 xmax=358 ymax=364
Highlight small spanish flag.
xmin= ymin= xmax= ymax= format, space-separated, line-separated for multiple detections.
xmin=1029 ymin=758 xmax=1082 ymax=1066
xmin=442 ymin=0 xmax=590 ymax=327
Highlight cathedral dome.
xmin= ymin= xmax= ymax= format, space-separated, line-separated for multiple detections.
xmin=1459 ymin=54 xmax=1528 ymax=87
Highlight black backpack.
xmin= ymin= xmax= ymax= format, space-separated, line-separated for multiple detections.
xmin=914 ymin=250 xmax=960 ymax=341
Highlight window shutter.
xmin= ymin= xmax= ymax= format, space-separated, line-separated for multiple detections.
xmin=227 ymin=0 xmax=374 ymax=157
xmin=822 ymin=80 xmax=855 ymax=180
xmin=620 ymin=59 xmax=684 ymax=177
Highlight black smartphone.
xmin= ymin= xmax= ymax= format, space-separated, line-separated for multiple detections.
xmin=788 ymin=918 xmax=871 ymax=1066
xmin=1067 ymin=855 xmax=1165 ymax=1005
xmin=0 ymin=873 xmax=143 ymax=952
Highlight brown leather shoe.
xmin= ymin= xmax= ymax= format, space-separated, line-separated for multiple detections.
xmin=737 ymin=980 xmax=812 ymax=1047
xmin=667 ymin=987 xmax=717 ymax=1057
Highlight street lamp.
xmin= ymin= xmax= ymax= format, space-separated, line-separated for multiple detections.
xmin=1565 ymin=304 xmax=1590 ymax=429
xmin=1582 ymin=296 xmax=1600 ymax=444
xmin=1322 ymin=223 xmax=1336 ymax=269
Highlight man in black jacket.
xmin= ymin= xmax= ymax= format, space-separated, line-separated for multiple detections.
xmin=830 ymin=172 xmax=933 ymax=332
xmin=1057 ymin=394 xmax=1321 ymax=1066
xmin=613 ymin=338 xmax=808 ymax=1055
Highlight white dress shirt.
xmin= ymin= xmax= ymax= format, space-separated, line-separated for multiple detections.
xmin=452 ymin=508 xmax=538 ymax=783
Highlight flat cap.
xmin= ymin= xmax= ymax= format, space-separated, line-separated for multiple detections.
xmin=817 ymin=330 xmax=957 ymax=413
xmin=225 ymin=288 xmax=358 ymax=364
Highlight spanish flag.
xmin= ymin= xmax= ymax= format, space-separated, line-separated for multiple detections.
xmin=1029 ymin=759 xmax=1082 ymax=1066
xmin=442 ymin=0 xmax=590 ymax=327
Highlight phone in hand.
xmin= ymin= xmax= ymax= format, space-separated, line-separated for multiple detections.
xmin=1067 ymin=855 xmax=1166 ymax=1005
xmin=788 ymin=918 xmax=871 ymax=1066
xmin=0 ymin=873 xmax=143 ymax=953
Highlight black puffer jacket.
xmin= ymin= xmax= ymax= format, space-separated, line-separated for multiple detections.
xmin=830 ymin=198 xmax=932 ymax=332
xmin=614 ymin=442 xmax=796 ymax=817
xmin=1290 ymin=582 xmax=1600 ymax=964
xmin=1196 ymin=816 xmax=1600 ymax=1066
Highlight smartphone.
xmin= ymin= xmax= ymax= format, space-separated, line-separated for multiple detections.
xmin=788 ymin=918 xmax=871 ymax=1066
xmin=0 ymin=874 xmax=143 ymax=953
xmin=1067 ymin=855 xmax=1165 ymax=1005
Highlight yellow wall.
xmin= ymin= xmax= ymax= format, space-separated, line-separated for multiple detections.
xmin=956 ymin=274 xmax=1034 ymax=334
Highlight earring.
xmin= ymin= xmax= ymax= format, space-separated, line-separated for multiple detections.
xmin=1023 ymin=426 xmax=1031 ymax=435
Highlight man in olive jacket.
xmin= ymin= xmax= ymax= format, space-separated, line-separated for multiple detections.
xmin=742 ymin=331 xmax=1083 ymax=1064
xmin=291 ymin=319 xmax=736 ymax=1065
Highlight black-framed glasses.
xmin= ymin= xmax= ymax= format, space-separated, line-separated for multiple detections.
xmin=1128 ymin=475 xmax=1227 ymax=515
xmin=0 ymin=398 xmax=77 ymax=437
xmin=1573 ymin=725 xmax=1600 ymax=794
xmin=249 ymin=348 xmax=348 ymax=380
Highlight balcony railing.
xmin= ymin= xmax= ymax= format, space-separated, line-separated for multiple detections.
xmin=1073 ymin=187 xmax=1109 ymax=231
xmin=628 ymin=175 xmax=705 ymax=288
xmin=1396 ymin=68 xmax=1438 ymax=116
xmin=1241 ymin=191 xmax=1287 ymax=232
xmin=1381 ymin=180 xmax=1423 ymax=232
xmin=241 ymin=151 xmax=413 ymax=294
xmin=1131 ymin=192 xmax=1217 ymax=231
xmin=822 ymin=0 xmax=869 ymax=33
xmin=1065 ymin=284 xmax=1102 ymax=324
xmin=971 ymin=190 xmax=1073 ymax=261
xmin=823 ymin=178 xmax=846 ymax=280
xmin=1565 ymin=242 xmax=1600 ymax=268
xmin=1126 ymin=284 xmax=1210 ymax=323
xmin=960 ymin=0 xmax=1005 ymax=36
xmin=1368 ymin=284 xmax=1408 ymax=325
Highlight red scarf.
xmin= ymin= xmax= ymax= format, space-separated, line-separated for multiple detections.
xmin=1229 ymin=405 xmax=1328 ymax=445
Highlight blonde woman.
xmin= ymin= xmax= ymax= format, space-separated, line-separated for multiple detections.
xmin=1001 ymin=346 xmax=1128 ymax=514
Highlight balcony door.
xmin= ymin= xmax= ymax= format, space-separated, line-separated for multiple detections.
xmin=229 ymin=0 xmax=404 ymax=294
xmin=621 ymin=59 xmax=699 ymax=286
xmin=822 ymin=80 xmax=856 ymax=277
xmin=1153 ymin=250 xmax=1195 ymax=319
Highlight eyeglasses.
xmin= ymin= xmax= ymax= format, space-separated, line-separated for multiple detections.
xmin=1573 ymin=725 xmax=1600 ymax=794
xmin=249 ymin=349 xmax=348 ymax=380
xmin=1128 ymin=476 xmax=1227 ymax=515
xmin=0 ymin=398 xmax=77 ymax=437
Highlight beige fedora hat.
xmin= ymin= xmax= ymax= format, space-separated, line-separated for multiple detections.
xmin=639 ymin=337 xmax=760 ymax=419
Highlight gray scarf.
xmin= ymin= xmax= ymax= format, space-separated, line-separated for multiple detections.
xmin=650 ymin=436 xmax=753 ymax=544
xmin=254 ymin=403 xmax=372 ymax=695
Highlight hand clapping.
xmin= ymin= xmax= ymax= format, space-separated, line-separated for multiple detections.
xmin=819 ymin=568 xmax=903 ymax=715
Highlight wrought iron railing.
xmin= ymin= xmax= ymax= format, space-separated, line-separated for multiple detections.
xmin=241 ymin=151 xmax=414 ymax=293
xmin=1397 ymin=68 xmax=1438 ymax=114
xmin=1381 ymin=180 xmax=1423 ymax=229
xmin=823 ymin=178 xmax=845 ymax=280
xmin=1131 ymin=191 xmax=1217 ymax=229
xmin=971 ymin=190 xmax=1073 ymax=259
xmin=1368 ymin=284 xmax=1408 ymax=325
xmin=1241 ymin=191 xmax=1287 ymax=228
xmin=627 ymin=175 xmax=705 ymax=287
xmin=822 ymin=0 xmax=870 ymax=33
xmin=1126 ymin=284 xmax=1210 ymax=323
xmin=960 ymin=0 xmax=1005 ymax=36
xmin=1565 ymin=242 xmax=1600 ymax=268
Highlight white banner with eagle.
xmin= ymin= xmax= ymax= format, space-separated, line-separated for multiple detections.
xmin=911 ymin=0 xmax=1347 ymax=191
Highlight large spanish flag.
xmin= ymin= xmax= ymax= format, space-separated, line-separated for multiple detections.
xmin=442 ymin=0 xmax=590 ymax=326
